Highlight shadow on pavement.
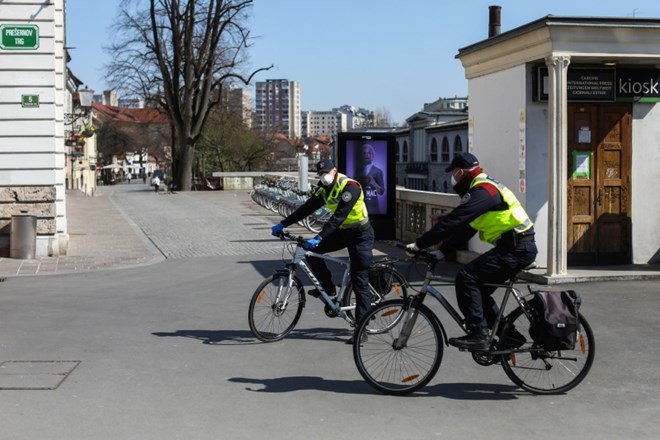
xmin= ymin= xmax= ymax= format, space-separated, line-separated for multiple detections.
xmin=151 ymin=326 xmax=352 ymax=345
xmin=227 ymin=376 xmax=522 ymax=399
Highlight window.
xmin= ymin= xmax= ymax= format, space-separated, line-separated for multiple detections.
xmin=441 ymin=137 xmax=450 ymax=162
xmin=430 ymin=138 xmax=438 ymax=162
xmin=454 ymin=135 xmax=463 ymax=155
xmin=403 ymin=141 xmax=409 ymax=162
xmin=395 ymin=141 xmax=400 ymax=162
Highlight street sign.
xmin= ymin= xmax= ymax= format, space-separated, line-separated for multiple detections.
xmin=21 ymin=95 xmax=39 ymax=108
xmin=0 ymin=24 xmax=39 ymax=50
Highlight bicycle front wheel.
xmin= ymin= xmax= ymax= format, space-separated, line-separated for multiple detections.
xmin=353 ymin=300 xmax=443 ymax=396
xmin=500 ymin=308 xmax=595 ymax=394
xmin=248 ymin=274 xmax=304 ymax=342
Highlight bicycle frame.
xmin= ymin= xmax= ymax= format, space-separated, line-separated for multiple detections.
xmin=395 ymin=256 xmax=532 ymax=352
xmin=285 ymin=244 xmax=357 ymax=321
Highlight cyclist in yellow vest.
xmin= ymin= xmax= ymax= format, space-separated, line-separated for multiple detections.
xmin=406 ymin=153 xmax=537 ymax=351
xmin=272 ymin=159 xmax=374 ymax=343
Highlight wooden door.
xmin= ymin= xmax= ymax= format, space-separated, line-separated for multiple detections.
xmin=567 ymin=103 xmax=632 ymax=265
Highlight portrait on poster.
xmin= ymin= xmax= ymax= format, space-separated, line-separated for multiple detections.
xmin=345 ymin=139 xmax=388 ymax=215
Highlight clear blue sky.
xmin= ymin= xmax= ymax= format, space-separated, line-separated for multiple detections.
xmin=66 ymin=0 xmax=660 ymax=124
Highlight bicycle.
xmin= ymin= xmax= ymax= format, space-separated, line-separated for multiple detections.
xmin=353 ymin=246 xmax=595 ymax=396
xmin=248 ymin=231 xmax=408 ymax=342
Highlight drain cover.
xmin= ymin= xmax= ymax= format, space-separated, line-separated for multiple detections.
xmin=0 ymin=360 xmax=81 ymax=390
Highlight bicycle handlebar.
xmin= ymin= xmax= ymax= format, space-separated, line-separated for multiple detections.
xmin=276 ymin=230 xmax=306 ymax=246
xmin=395 ymin=242 xmax=442 ymax=264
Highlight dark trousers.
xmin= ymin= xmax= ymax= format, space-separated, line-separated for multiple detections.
xmin=306 ymin=226 xmax=374 ymax=323
xmin=455 ymin=239 xmax=537 ymax=333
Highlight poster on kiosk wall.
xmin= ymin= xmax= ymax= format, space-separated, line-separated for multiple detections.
xmin=336 ymin=132 xmax=396 ymax=240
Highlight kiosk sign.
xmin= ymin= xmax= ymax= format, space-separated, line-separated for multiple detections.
xmin=0 ymin=24 xmax=39 ymax=50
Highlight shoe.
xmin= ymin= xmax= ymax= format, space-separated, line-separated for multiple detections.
xmin=345 ymin=331 xmax=368 ymax=344
xmin=448 ymin=330 xmax=490 ymax=351
xmin=307 ymin=288 xmax=336 ymax=299
xmin=498 ymin=326 xmax=527 ymax=349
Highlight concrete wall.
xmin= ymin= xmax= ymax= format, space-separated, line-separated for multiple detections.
xmin=524 ymin=65 xmax=551 ymax=269
xmin=395 ymin=187 xmax=460 ymax=244
xmin=467 ymin=65 xmax=551 ymax=263
xmin=0 ymin=0 xmax=67 ymax=257
xmin=631 ymin=103 xmax=660 ymax=263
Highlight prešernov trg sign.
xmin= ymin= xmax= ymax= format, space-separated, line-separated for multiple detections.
xmin=538 ymin=67 xmax=660 ymax=102
xmin=0 ymin=24 xmax=39 ymax=50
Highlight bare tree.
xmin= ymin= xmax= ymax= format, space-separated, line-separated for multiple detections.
xmin=355 ymin=107 xmax=392 ymax=129
xmin=106 ymin=0 xmax=271 ymax=190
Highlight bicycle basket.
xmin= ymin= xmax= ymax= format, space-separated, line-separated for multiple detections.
xmin=369 ymin=266 xmax=392 ymax=294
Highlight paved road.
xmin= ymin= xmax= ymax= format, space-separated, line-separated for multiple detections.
xmin=0 ymin=183 xmax=658 ymax=439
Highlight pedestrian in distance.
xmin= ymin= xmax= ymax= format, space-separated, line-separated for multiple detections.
xmin=406 ymin=152 xmax=538 ymax=351
xmin=152 ymin=175 xmax=161 ymax=193
xmin=271 ymin=159 xmax=374 ymax=343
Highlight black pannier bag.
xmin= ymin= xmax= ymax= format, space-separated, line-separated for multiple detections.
xmin=528 ymin=290 xmax=582 ymax=351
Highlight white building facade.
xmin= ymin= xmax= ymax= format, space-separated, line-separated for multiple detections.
xmin=0 ymin=0 xmax=68 ymax=257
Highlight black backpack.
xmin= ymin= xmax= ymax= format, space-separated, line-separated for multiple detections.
xmin=528 ymin=290 xmax=582 ymax=351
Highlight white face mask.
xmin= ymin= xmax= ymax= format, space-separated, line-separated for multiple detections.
xmin=451 ymin=175 xmax=458 ymax=187
xmin=320 ymin=173 xmax=334 ymax=186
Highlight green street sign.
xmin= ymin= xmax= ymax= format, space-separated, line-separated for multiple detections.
xmin=21 ymin=95 xmax=39 ymax=108
xmin=0 ymin=24 xmax=39 ymax=50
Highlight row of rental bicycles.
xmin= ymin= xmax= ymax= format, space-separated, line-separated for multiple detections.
xmin=248 ymin=230 xmax=595 ymax=396
xmin=249 ymin=176 xmax=330 ymax=233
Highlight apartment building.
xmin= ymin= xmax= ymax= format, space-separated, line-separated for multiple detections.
xmin=303 ymin=110 xmax=347 ymax=138
xmin=254 ymin=79 xmax=301 ymax=138
xmin=224 ymin=87 xmax=252 ymax=128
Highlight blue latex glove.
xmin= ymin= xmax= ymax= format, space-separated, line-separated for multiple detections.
xmin=303 ymin=236 xmax=322 ymax=250
xmin=271 ymin=223 xmax=284 ymax=237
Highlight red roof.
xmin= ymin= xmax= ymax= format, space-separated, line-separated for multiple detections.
xmin=92 ymin=102 xmax=169 ymax=124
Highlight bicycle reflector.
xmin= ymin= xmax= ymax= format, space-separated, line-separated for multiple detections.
xmin=401 ymin=375 xmax=420 ymax=383
xmin=257 ymin=291 xmax=266 ymax=304
xmin=381 ymin=309 xmax=399 ymax=317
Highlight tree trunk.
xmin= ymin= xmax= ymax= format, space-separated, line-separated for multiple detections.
xmin=174 ymin=138 xmax=195 ymax=191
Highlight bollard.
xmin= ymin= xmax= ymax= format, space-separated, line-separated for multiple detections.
xmin=10 ymin=214 xmax=37 ymax=259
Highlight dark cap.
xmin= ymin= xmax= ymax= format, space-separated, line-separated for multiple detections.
xmin=316 ymin=159 xmax=335 ymax=174
xmin=445 ymin=152 xmax=479 ymax=172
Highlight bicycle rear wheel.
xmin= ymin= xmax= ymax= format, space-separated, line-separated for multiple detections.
xmin=353 ymin=300 xmax=443 ymax=396
xmin=342 ymin=268 xmax=408 ymax=320
xmin=248 ymin=274 xmax=304 ymax=342
xmin=499 ymin=308 xmax=595 ymax=394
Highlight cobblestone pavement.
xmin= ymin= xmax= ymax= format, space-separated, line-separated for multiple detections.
xmin=110 ymin=184 xmax=287 ymax=258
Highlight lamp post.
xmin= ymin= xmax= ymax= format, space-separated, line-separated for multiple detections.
xmin=70 ymin=155 xmax=76 ymax=190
